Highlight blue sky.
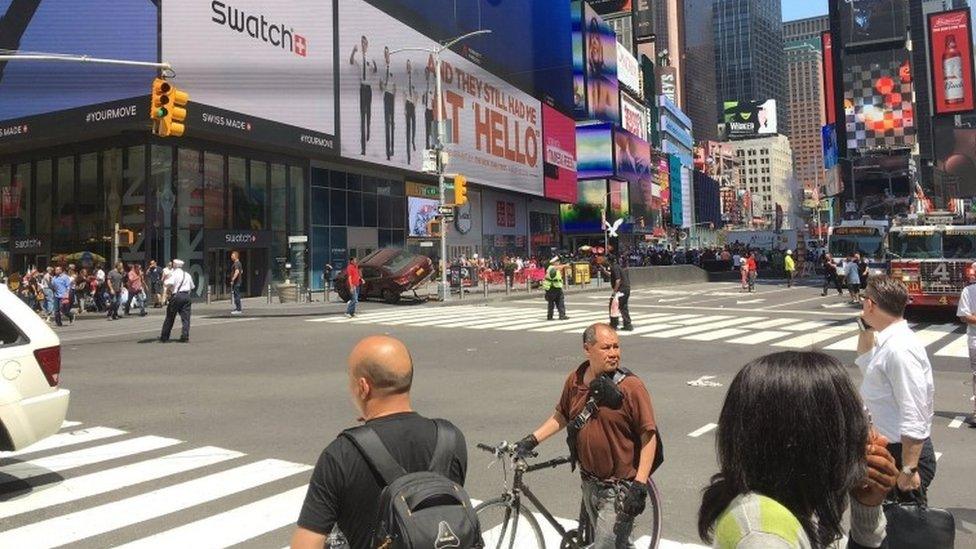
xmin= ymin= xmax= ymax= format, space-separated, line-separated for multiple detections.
xmin=782 ymin=0 xmax=828 ymax=21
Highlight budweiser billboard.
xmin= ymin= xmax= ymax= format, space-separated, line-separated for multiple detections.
xmin=928 ymin=8 xmax=976 ymax=115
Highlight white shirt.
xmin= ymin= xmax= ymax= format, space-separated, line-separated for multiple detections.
xmin=956 ymin=284 xmax=976 ymax=339
xmin=164 ymin=268 xmax=195 ymax=293
xmin=95 ymin=268 xmax=105 ymax=283
xmin=855 ymin=320 xmax=934 ymax=441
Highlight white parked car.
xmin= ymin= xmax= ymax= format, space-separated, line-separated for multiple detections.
xmin=0 ymin=284 xmax=70 ymax=451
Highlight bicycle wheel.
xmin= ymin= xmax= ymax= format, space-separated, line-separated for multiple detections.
xmin=475 ymin=497 xmax=546 ymax=549
xmin=632 ymin=479 xmax=662 ymax=549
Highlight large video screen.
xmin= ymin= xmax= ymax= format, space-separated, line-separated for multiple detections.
xmin=843 ymin=48 xmax=916 ymax=151
xmin=407 ymin=196 xmax=440 ymax=237
xmin=572 ymin=1 xmax=619 ymax=123
xmin=928 ymin=8 xmax=976 ymax=115
xmin=839 ymin=0 xmax=909 ymax=47
xmin=560 ymin=179 xmax=607 ymax=233
xmin=337 ymin=0 xmax=543 ymax=195
xmin=0 ymin=0 xmax=157 ymax=122
xmin=543 ymin=104 xmax=578 ymax=203
xmin=576 ymin=123 xmax=615 ymax=179
xmin=934 ymin=117 xmax=976 ymax=197
xmin=614 ymin=129 xmax=652 ymax=223
xmin=723 ymin=100 xmax=778 ymax=139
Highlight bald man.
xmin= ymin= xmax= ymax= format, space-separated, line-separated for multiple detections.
xmin=292 ymin=336 xmax=468 ymax=549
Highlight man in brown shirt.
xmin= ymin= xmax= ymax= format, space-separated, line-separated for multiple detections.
xmin=514 ymin=323 xmax=658 ymax=548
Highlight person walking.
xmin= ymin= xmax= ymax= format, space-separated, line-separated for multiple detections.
xmin=739 ymin=253 xmax=749 ymax=290
xmin=698 ymin=351 xmax=896 ymax=548
xmin=607 ymin=254 xmax=632 ymax=330
xmin=51 ymin=266 xmax=74 ymax=327
xmin=105 ymin=262 xmax=125 ymax=320
xmin=146 ymin=259 xmax=163 ymax=308
xmin=159 ymin=259 xmax=194 ymax=343
xmin=124 ymin=264 xmax=147 ymax=317
xmin=513 ymin=323 xmax=659 ymax=547
xmin=856 ymin=276 xmax=937 ymax=495
xmin=746 ymin=252 xmax=758 ymax=292
xmin=844 ymin=254 xmax=861 ymax=304
xmin=542 ymin=256 xmax=569 ymax=320
xmin=291 ymin=335 xmax=469 ymax=549
xmin=821 ymin=253 xmax=843 ymax=296
xmin=345 ymin=256 xmax=362 ymax=318
xmin=39 ymin=267 xmax=55 ymax=322
xmin=956 ymin=264 xmax=976 ymax=424
xmin=784 ymin=249 xmax=796 ymax=288
xmin=229 ymin=251 xmax=243 ymax=314
xmin=161 ymin=260 xmax=173 ymax=306
xmin=93 ymin=263 xmax=106 ymax=311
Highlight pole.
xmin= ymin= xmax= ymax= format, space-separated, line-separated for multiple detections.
xmin=112 ymin=222 xmax=119 ymax=268
xmin=435 ymin=55 xmax=449 ymax=301
xmin=602 ymin=207 xmax=609 ymax=254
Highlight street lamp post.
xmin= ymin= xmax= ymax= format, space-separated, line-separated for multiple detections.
xmin=390 ymin=29 xmax=491 ymax=301
xmin=600 ymin=189 xmax=624 ymax=255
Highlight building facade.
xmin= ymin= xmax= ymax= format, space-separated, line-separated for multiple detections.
xmin=713 ymin=0 xmax=790 ymax=137
xmin=785 ymin=38 xmax=826 ymax=196
xmin=782 ymin=15 xmax=829 ymax=42
xmin=729 ymin=135 xmax=795 ymax=227
xmin=683 ymin=0 xmax=720 ymax=142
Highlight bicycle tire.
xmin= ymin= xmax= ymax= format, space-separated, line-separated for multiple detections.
xmin=640 ymin=478 xmax=663 ymax=549
xmin=475 ymin=497 xmax=546 ymax=549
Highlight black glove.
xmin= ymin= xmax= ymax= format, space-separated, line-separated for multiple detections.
xmin=617 ymin=482 xmax=647 ymax=517
xmin=589 ymin=374 xmax=624 ymax=410
xmin=513 ymin=434 xmax=539 ymax=458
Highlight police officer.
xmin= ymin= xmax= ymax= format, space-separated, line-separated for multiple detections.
xmin=542 ymin=256 xmax=569 ymax=321
xmin=160 ymin=259 xmax=195 ymax=343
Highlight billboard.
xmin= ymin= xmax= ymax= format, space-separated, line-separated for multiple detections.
xmin=822 ymin=124 xmax=844 ymax=197
xmin=162 ymin=0 xmax=335 ymax=144
xmin=408 ymin=196 xmax=440 ymax=237
xmin=621 ymin=94 xmax=648 ymax=140
xmin=928 ymin=8 xmax=976 ymax=116
xmin=634 ymin=0 xmax=655 ymax=44
xmin=576 ymin=123 xmax=615 ymax=179
xmin=617 ymin=43 xmax=641 ymax=96
xmin=336 ymin=0 xmax=543 ymax=195
xmin=843 ymin=48 xmax=916 ymax=151
xmin=614 ymin=129 xmax=654 ymax=226
xmin=588 ymin=0 xmax=632 ymax=14
xmin=669 ymin=155 xmax=683 ymax=226
xmin=723 ymin=100 xmax=778 ymax=139
xmin=839 ymin=0 xmax=909 ymax=47
xmin=821 ymin=32 xmax=837 ymax=125
xmin=658 ymin=66 xmax=678 ymax=105
xmin=572 ymin=1 xmax=619 ymax=123
xmin=933 ymin=117 xmax=976 ymax=197
xmin=543 ymin=105 xmax=578 ymax=203
xmin=560 ymin=179 xmax=607 ymax=233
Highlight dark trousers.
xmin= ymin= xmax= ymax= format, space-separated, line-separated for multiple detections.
xmin=424 ymin=108 xmax=434 ymax=148
xmin=359 ymin=84 xmax=372 ymax=155
xmin=232 ymin=284 xmax=242 ymax=311
xmin=161 ymin=292 xmax=191 ymax=341
xmin=405 ymin=101 xmax=416 ymax=163
xmin=823 ymin=273 xmax=843 ymax=295
xmin=888 ymin=438 xmax=937 ymax=496
xmin=610 ymin=289 xmax=632 ymax=328
xmin=106 ymin=292 xmax=120 ymax=319
xmin=546 ymin=289 xmax=566 ymax=319
xmin=384 ymin=92 xmax=395 ymax=159
xmin=54 ymin=298 xmax=73 ymax=326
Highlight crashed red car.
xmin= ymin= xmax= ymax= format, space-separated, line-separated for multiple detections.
xmin=335 ymin=248 xmax=433 ymax=304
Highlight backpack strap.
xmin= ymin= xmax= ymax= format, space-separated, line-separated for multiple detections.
xmin=612 ymin=367 xmax=633 ymax=384
xmin=341 ymin=426 xmax=407 ymax=486
xmin=428 ymin=418 xmax=458 ymax=476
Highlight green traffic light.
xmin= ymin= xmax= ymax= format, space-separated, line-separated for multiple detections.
xmin=156 ymin=107 xmax=168 ymax=118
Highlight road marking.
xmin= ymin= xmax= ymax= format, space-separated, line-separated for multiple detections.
xmin=60 ymin=421 xmax=82 ymax=429
xmin=0 ymin=427 xmax=126 ymax=459
xmin=657 ymin=297 xmax=687 ymax=303
xmin=0 ymin=458 xmax=311 ymax=548
xmin=644 ymin=317 xmax=764 ymax=339
xmin=497 ymin=312 xmax=608 ymax=331
xmin=727 ymin=330 xmax=792 ymax=345
xmin=685 ymin=328 xmax=748 ymax=341
xmin=773 ymin=325 xmax=856 ymax=349
xmin=688 ymin=423 xmax=718 ymax=437
xmin=0 ymin=435 xmax=180 ymax=484
xmin=821 ymin=302 xmax=852 ymax=309
xmin=616 ymin=315 xmax=703 ymax=335
xmin=745 ymin=318 xmax=797 ymax=330
xmin=935 ymin=452 xmax=943 ymax=461
xmin=934 ymin=334 xmax=969 ymax=358
xmin=735 ymin=299 xmax=764 ymax=304
xmin=0 ymin=446 xmax=243 ymax=520
xmin=58 ymin=317 xmax=258 ymax=342
xmin=948 ymin=416 xmax=966 ymax=429
xmin=535 ymin=312 xmax=674 ymax=334
xmin=782 ymin=320 xmax=830 ymax=331
xmin=115 ymin=486 xmax=309 ymax=549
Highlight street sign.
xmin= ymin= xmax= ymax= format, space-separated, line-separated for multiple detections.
xmin=422 ymin=149 xmax=438 ymax=173
xmin=442 ymin=213 xmax=455 ymax=223
xmin=437 ymin=205 xmax=455 ymax=215
xmin=288 ymin=235 xmax=308 ymax=244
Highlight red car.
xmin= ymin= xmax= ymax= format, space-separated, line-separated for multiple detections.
xmin=334 ymin=249 xmax=433 ymax=304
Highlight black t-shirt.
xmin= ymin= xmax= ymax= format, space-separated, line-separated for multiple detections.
xmin=609 ymin=263 xmax=631 ymax=291
xmin=297 ymin=412 xmax=467 ymax=549
xmin=231 ymin=260 xmax=243 ymax=286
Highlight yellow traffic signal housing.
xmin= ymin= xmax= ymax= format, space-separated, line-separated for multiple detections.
xmin=151 ymin=78 xmax=189 ymax=137
xmin=454 ymin=175 xmax=468 ymax=206
xmin=117 ymin=229 xmax=135 ymax=246
xmin=426 ymin=218 xmax=442 ymax=238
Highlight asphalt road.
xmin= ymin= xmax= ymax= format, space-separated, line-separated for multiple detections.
xmin=2 ymin=278 xmax=974 ymax=548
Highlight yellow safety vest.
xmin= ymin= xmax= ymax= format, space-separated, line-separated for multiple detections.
xmin=542 ymin=266 xmax=563 ymax=290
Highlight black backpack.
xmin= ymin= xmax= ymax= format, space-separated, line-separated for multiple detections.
xmin=342 ymin=419 xmax=482 ymax=549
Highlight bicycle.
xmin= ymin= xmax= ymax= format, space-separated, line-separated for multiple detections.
xmin=474 ymin=441 xmax=662 ymax=548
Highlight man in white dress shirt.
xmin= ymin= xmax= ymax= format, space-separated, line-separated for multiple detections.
xmin=955 ymin=262 xmax=976 ymax=424
xmin=160 ymin=259 xmax=195 ymax=343
xmin=856 ymin=275 xmax=936 ymax=495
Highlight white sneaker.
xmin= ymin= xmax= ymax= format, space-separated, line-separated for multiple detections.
xmin=230 ymin=310 xmax=242 ymax=315
xmin=345 ymin=313 xmax=353 ymax=318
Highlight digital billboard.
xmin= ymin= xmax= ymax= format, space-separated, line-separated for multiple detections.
xmin=839 ymin=0 xmax=909 ymax=47
xmin=821 ymin=32 xmax=837 ymax=125
xmin=572 ymin=1 xmax=619 ymax=123
xmin=822 ymin=124 xmax=844 ymax=197
xmin=542 ymin=104 xmax=578 ymax=203
xmin=933 ymin=117 xmax=976 ymax=197
xmin=723 ymin=100 xmax=778 ymax=139
xmin=928 ymin=8 xmax=976 ymax=116
xmin=408 ymin=196 xmax=440 ymax=237
xmin=843 ymin=48 xmax=916 ymax=151
xmin=621 ymin=93 xmax=648 ymax=140
xmin=617 ymin=43 xmax=641 ymax=96
xmin=0 ymin=0 xmax=156 ymax=147
xmin=634 ymin=0 xmax=655 ymax=44
xmin=162 ymin=0 xmax=336 ymax=151
xmin=560 ymin=179 xmax=607 ymax=233
xmin=336 ymin=0 xmax=543 ymax=195
xmin=614 ymin=129 xmax=654 ymax=229
xmin=588 ymin=0 xmax=632 ymax=15
xmin=576 ymin=123 xmax=615 ymax=179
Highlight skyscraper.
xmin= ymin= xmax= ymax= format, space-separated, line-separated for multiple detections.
xmin=684 ymin=0 xmax=719 ymax=142
xmin=713 ymin=0 xmax=790 ymax=137
xmin=783 ymin=14 xmax=829 ymax=42
xmin=784 ymin=16 xmax=829 ymax=196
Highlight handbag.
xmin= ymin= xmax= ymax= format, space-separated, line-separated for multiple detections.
xmin=609 ymin=294 xmax=621 ymax=319
xmin=883 ymin=491 xmax=955 ymax=549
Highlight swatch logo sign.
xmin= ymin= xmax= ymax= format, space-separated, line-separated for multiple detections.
xmin=225 ymin=233 xmax=257 ymax=244
xmin=211 ymin=1 xmax=307 ymax=57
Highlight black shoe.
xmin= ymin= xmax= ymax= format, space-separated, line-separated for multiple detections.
xmin=546 ymin=317 xmax=554 ymax=321
xmin=559 ymin=316 xmax=570 ymax=320
xmin=158 ymin=338 xmax=170 ymax=343
xmin=178 ymin=338 xmax=189 ymax=343
xmin=621 ymin=325 xmax=634 ymax=331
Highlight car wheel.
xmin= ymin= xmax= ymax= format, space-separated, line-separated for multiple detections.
xmin=382 ymin=288 xmax=401 ymax=304
xmin=336 ymin=287 xmax=351 ymax=302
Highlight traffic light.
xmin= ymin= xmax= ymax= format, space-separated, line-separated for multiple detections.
xmin=150 ymin=78 xmax=189 ymax=137
xmin=426 ymin=218 xmax=442 ymax=237
xmin=454 ymin=175 xmax=468 ymax=206
xmin=117 ymin=228 xmax=134 ymax=246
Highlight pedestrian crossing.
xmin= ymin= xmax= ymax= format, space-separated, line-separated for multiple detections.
xmin=307 ymin=305 xmax=971 ymax=358
xmin=0 ymin=421 xmax=707 ymax=548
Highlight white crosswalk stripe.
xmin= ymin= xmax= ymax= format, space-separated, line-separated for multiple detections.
xmin=303 ymin=306 xmax=971 ymax=357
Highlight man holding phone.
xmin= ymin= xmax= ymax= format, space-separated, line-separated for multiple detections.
xmin=855 ymin=276 xmax=936 ymax=494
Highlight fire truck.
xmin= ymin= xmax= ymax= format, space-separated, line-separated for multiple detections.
xmin=888 ymin=212 xmax=976 ymax=308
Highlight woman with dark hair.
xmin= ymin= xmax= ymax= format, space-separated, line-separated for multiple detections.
xmin=698 ymin=351 xmax=898 ymax=548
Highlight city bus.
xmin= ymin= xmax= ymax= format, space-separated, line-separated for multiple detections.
xmin=827 ymin=219 xmax=889 ymax=277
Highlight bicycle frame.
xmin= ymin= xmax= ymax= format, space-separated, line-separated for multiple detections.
xmin=496 ymin=456 xmax=581 ymax=542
